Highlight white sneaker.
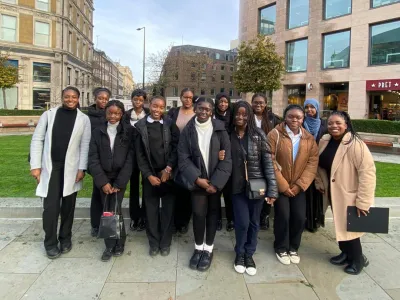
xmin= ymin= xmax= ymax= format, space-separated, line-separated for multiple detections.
xmin=289 ymin=251 xmax=300 ymax=264
xmin=276 ymin=251 xmax=291 ymax=265
xmin=245 ymin=255 xmax=257 ymax=276
xmin=234 ymin=254 xmax=246 ymax=274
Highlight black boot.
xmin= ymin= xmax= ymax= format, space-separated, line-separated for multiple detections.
xmin=330 ymin=252 xmax=348 ymax=266
xmin=197 ymin=250 xmax=213 ymax=272
xmin=46 ymin=247 xmax=61 ymax=259
xmin=344 ymin=255 xmax=369 ymax=275
xmin=113 ymin=245 xmax=125 ymax=257
xmin=101 ymin=248 xmax=113 ymax=262
xmin=137 ymin=218 xmax=146 ymax=232
xmin=260 ymin=215 xmax=269 ymax=230
xmin=226 ymin=221 xmax=234 ymax=232
xmin=189 ymin=250 xmax=203 ymax=270
xmin=217 ymin=220 xmax=222 ymax=231
xmin=91 ymin=227 xmax=99 ymax=237
xmin=60 ymin=241 xmax=72 ymax=254
xmin=129 ymin=219 xmax=138 ymax=231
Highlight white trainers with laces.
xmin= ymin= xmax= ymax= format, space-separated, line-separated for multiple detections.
xmin=276 ymin=251 xmax=291 ymax=265
xmin=289 ymin=251 xmax=300 ymax=264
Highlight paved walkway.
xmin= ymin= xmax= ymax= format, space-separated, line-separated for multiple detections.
xmin=0 ymin=218 xmax=399 ymax=300
xmin=372 ymin=152 xmax=400 ymax=164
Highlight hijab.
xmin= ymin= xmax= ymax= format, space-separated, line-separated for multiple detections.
xmin=303 ymin=98 xmax=321 ymax=140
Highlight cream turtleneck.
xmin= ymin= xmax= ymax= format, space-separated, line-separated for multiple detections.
xmin=195 ymin=117 xmax=213 ymax=176
xmin=107 ymin=121 xmax=119 ymax=151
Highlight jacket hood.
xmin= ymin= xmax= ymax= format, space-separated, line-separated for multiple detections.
xmin=88 ymin=104 xmax=105 ymax=118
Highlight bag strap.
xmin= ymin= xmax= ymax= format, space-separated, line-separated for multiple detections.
xmin=273 ymin=129 xmax=282 ymax=172
xmin=102 ymin=193 xmax=119 ymax=213
xmin=238 ymin=138 xmax=249 ymax=182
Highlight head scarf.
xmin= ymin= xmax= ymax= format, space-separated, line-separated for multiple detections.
xmin=303 ymin=98 xmax=321 ymax=140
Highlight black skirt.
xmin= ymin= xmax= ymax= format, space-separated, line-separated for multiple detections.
xmin=305 ymin=181 xmax=325 ymax=232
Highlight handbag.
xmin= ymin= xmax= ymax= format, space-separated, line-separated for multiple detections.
xmin=98 ymin=193 xmax=121 ymax=240
xmin=239 ymin=138 xmax=268 ymax=200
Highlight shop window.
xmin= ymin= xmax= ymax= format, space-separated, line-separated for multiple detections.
xmin=324 ymin=0 xmax=352 ymax=20
xmin=0 ymin=86 xmax=17 ymax=109
xmin=286 ymin=39 xmax=308 ymax=72
xmin=287 ymin=85 xmax=306 ymax=106
xmin=33 ymin=62 xmax=51 ymax=82
xmin=323 ymin=30 xmax=351 ymax=69
xmin=288 ymin=0 xmax=309 ymax=29
xmin=370 ymin=20 xmax=400 ymax=65
xmin=369 ymin=91 xmax=400 ymax=120
xmin=33 ymin=88 xmax=50 ymax=109
xmin=259 ymin=4 xmax=276 ymax=35
xmin=371 ymin=0 xmax=399 ymax=8
xmin=322 ymin=83 xmax=349 ymax=117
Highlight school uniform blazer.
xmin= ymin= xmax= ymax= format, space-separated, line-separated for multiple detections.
xmin=30 ymin=107 xmax=91 ymax=198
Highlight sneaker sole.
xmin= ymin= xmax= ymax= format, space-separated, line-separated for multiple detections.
xmin=47 ymin=252 xmax=61 ymax=259
xmin=234 ymin=264 xmax=246 ymax=274
xmin=245 ymin=268 xmax=257 ymax=276
xmin=276 ymin=253 xmax=291 ymax=265
xmin=61 ymin=247 xmax=72 ymax=254
xmin=289 ymin=258 xmax=300 ymax=264
xmin=101 ymin=257 xmax=112 ymax=262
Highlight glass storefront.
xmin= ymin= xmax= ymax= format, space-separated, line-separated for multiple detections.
xmin=33 ymin=88 xmax=50 ymax=109
xmin=322 ymin=83 xmax=349 ymax=117
xmin=287 ymin=85 xmax=306 ymax=106
xmin=369 ymin=91 xmax=400 ymax=121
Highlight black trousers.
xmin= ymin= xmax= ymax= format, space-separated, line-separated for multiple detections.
xmin=260 ymin=202 xmax=271 ymax=219
xmin=43 ymin=162 xmax=77 ymax=251
xmin=273 ymin=191 xmax=306 ymax=252
xmin=90 ymin=179 xmax=102 ymax=229
xmin=339 ymin=238 xmax=363 ymax=265
xmin=143 ymin=179 xmax=175 ymax=249
xmin=218 ymin=178 xmax=233 ymax=222
xmin=129 ymin=166 xmax=146 ymax=221
xmin=100 ymin=188 xmax=126 ymax=249
xmin=192 ymin=191 xmax=220 ymax=246
xmin=174 ymin=186 xmax=192 ymax=229
xmin=232 ymin=192 xmax=264 ymax=255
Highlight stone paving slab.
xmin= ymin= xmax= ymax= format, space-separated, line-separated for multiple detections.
xmin=247 ymin=283 xmax=319 ymax=300
xmin=0 ymin=274 xmax=39 ymax=300
xmin=0 ymin=219 xmax=33 ymax=250
xmin=100 ymin=282 xmax=176 ymax=300
xmin=386 ymin=289 xmax=400 ymax=300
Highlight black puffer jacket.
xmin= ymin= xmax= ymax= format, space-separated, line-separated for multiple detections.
xmin=231 ymin=128 xmax=278 ymax=198
xmin=88 ymin=123 xmax=134 ymax=189
xmin=87 ymin=104 xmax=106 ymax=131
xmin=135 ymin=115 xmax=180 ymax=179
xmin=177 ymin=118 xmax=232 ymax=191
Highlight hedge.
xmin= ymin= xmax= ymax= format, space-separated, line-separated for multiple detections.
xmin=352 ymin=120 xmax=400 ymax=135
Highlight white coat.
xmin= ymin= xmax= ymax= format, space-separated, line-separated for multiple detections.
xmin=30 ymin=107 xmax=91 ymax=198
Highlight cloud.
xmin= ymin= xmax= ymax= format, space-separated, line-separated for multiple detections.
xmin=93 ymin=0 xmax=239 ymax=86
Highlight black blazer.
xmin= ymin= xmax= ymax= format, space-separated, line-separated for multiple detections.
xmin=177 ymin=118 xmax=232 ymax=191
xmin=88 ymin=123 xmax=133 ymax=189
xmin=135 ymin=115 xmax=180 ymax=179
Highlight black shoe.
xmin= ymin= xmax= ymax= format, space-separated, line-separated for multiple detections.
xmin=330 ymin=252 xmax=348 ymax=266
xmin=46 ymin=247 xmax=61 ymax=259
xmin=189 ymin=250 xmax=203 ymax=270
xmin=226 ymin=221 xmax=234 ymax=232
xmin=260 ymin=215 xmax=270 ymax=230
xmin=197 ymin=250 xmax=213 ymax=272
xmin=113 ymin=245 xmax=124 ymax=257
xmin=160 ymin=247 xmax=170 ymax=257
xmin=344 ymin=255 xmax=369 ymax=275
xmin=130 ymin=219 xmax=138 ymax=231
xmin=60 ymin=242 xmax=72 ymax=254
xmin=179 ymin=225 xmax=189 ymax=234
xmin=137 ymin=219 xmax=146 ymax=232
xmin=149 ymin=247 xmax=159 ymax=257
xmin=101 ymin=248 xmax=113 ymax=262
xmin=172 ymin=225 xmax=177 ymax=235
xmin=234 ymin=253 xmax=246 ymax=274
xmin=217 ymin=220 xmax=222 ymax=231
xmin=91 ymin=227 xmax=99 ymax=237
xmin=245 ymin=254 xmax=257 ymax=276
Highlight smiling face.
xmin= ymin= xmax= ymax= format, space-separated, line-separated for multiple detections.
xmin=96 ymin=91 xmax=110 ymax=110
xmin=234 ymin=106 xmax=248 ymax=128
xmin=285 ymin=108 xmax=304 ymax=132
xmin=195 ymin=101 xmax=213 ymax=123
xmin=62 ymin=89 xmax=80 ymax=110
xmin=328 ymin=114 xmax=348 ymax=139
xmin=305 ymin=104 xmax=317 ymax=118
xmin=218 ymin=97 xmax=229 ymax=112
xmin=150 ymin=98 xmax=165 ymax=121
xmin=181 ymin=91 xmax=194 ymax=109
xmin=132 ymin=95 xmax=145 ymax=110
xmin=106 ymin=105 xmax=123 ymax=124
xmin=252 ymin=96 xmax=266 ymax=115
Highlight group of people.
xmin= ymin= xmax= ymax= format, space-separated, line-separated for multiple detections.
xmin=30 ymin=86 xmax=376 ymax=277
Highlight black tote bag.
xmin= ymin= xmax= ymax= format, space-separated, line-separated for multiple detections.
xmin=98 ymin=193 xmax=121 ymax=240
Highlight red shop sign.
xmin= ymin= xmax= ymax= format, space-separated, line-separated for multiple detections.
xmin=366 ymin=79 xmax=400 ymax=91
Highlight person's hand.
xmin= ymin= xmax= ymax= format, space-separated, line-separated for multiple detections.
xmin=102 ymin=183 xmax=113 ymax=194
xmin=148 ymin=175 xmax=161 ymax=186
xmin=283 ymin=188 xmax=295 ymax=197
xmin=290 ymin=185 xmax=301 ymax=196
xmin=218 ymin=150 xmax=225 ymax=161
xmin=112 ymin=187 xmax=120 ymax=193
xmin=357 ymin=207 xmax=369 ymax=217
xmin=160 ymin=170 xmax=170 ymax=183
xmin=196 ymin=178 xmax=210 ymax=190
xmin=75 ymin=170 xmax=85 ymax=183
xmin=206 ymin=185 xmax=217 ymax=194
xmin=266 ymin=197 xmax=276 ymax=206
xmin=30 ymin=169 xmax=41 ymax=184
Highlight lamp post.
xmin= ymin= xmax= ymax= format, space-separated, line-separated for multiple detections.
xmin=137 ymin=27 xmax=145 ymax=90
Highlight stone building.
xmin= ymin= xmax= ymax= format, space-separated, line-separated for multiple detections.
xmin=116 ymin=62 xmax=134 ymax=99
xmin=239 ymin=0 xmax=400 ymax=120
xmin=0 ymin=0 xmax=94 ymax=109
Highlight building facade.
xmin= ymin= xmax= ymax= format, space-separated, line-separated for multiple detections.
xmin=116 ymin=62 xmax=134 ymax=99
xmin=239 ymin=0 xmax=400 ymax=120
xmin=0 ymin=0 xmax=94 ymax=109
xmin=163 ymin=45 xmax=239 ymax=109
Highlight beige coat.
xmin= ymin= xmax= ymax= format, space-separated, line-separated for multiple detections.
xmin=315 ymin=133 xmax=376 ymax=241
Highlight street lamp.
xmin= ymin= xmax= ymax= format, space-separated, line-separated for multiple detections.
xmin=137 ymin=27 xmax=145 ymax=90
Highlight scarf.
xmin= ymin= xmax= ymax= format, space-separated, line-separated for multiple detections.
xmin=303 ymin=98 xmax=321 ymax=140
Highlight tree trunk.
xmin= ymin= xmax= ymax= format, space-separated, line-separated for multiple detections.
xmin=2 ymin=88 xmax=7 ymax=109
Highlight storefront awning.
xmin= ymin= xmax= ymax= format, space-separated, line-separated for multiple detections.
xmin=366 ymin=79 xmax=400 ymax=91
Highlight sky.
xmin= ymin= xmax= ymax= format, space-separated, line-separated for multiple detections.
xmin=93 ymin=0 xmax=240 ymax=84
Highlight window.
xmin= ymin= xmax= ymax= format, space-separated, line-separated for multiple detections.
xmin=221 ymin=65 xmax=225 ymax=71
xmin=67 ymin=67 xmax=71 ymax=85
xmin=286 ymin=39 xmax=308 ymax=72
xmin=215 ymin=53 xmax=221 ymax=60
xmin=323 ymin=30 xmax=350 ymax=69
xmin=220 ymin=88 xmax=225 ymax=93
xmin=69 ymin=5 xmax=73 ymax=19
xmin=211 ymin=88 xmax=215 ymax=96
xmin=221 ymin=74 xmax=225 ymax=82
xmin=288 ymin=0 xmax=309 ymax=29
xmin=201 ymin=89 xmax=205 ymax=95
xmin=33 ymin=62 xmax=51 ymax=82
xmin=75 ymin=70 xmax=79 ymax=85
xmin=229 ymin=88 xmax=234 ymax=97
xmin=212 ymin=65 xmax=217 ymax=71
xmin=1 ymin=15 xmax=16 ymax=42
xmin=77 ymin=13 xmax=80 ymax=28
xmin=370 ymin=20 xmax=400 ymax=65
xmin=35 ymin=21 xmax=50 ymax=47
xmin=229 ymin=76 xmax=233 ymax=83
xmin=174 ymin=73 xmax=178 ymax=80
xmin=372 ymin=0 xmax=399 ymax=8
xmin=36 ymin=0 xmax=49 ymax=11
xmin=2 ymin=0 xmax=17 ymax=4
xmin=201 ymin=73 xmax=206 ymax=81
xmin=82 ymin=43 xmax=86 ymax=61
xmin=225 ymin=54 xmax=229 ymax=61
xmin=203 ymin=64 xmax=207 ymax=70
xmin=68 ymin=31 xmax=72 ymax=52
xmin=212 ymin=75 xmax=216 ymax=82
xmin=230 ymin=66 xmax=234 ymax=72
xmin=172 ymin=87 xmax=178 ymax=96
xmin=324 ymin=0 xmax=352 ymax=20
xmin=191 ymin=73 xmax=196 ymax=81
xmin=259 ymin=4 xmax=276 ymax=35
xmin=76 ymin=38 xmax=80 ymax=57
xmin=33 ymin=88 xmax=50 ymax=109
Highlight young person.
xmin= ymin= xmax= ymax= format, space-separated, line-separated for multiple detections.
xmin=231 ymin=101 xmax=278 ymax=276
xmin=315 ymin=112 xmax=375 ymax=275
xmin=303 ymin=99 xmax=328 ymax=232
xmin=177 ymin=97 xmax=232 ymax=272
xmin=135 ymin=96 xmax=180 ymax=256
xmin=123 ymin=89 xmax=150 ymax=232
xmin=30 ymin=86 xmax=91 ymax=259
xmin=168 ymin=88 xmax=196 ymax=234
xmin=251 ymin=93 xmax=281 ymax=230
xmin=267 ymin=104 xmax=318 ymax=265
xmin=214 ymin=93 xmax=234 ymax=232
xmin=88 ymin=100 xmax=133 ymax=262
xmin=88 ymin=87 xmax=111 ymax=237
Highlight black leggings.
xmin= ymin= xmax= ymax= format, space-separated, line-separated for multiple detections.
xmin=192 ymin=191 xmax=220 ymax=246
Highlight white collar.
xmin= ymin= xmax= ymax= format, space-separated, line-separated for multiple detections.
xmin=285 ymin=124 xmax=302 ymax=138
xmin=147 ymin=115 xmax=164 ymax=124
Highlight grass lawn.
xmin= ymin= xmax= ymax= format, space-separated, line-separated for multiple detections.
xmin=0 ymin=135 xmax=398 ymax=198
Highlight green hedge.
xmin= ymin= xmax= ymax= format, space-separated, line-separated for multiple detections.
xmin=353 ymin=120 xmax=400 ymax=135
xmin=0 ymin=110 xmax=44 ymax=116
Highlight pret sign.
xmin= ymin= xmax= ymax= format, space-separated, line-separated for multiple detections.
xmin=366 ymin=79 xmax=400 ymax=91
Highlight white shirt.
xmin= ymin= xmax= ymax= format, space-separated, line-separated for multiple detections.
xmin=130 ymin=109 xmax=146 ymax=127
xmin=195 ymin=117 xmax=213 ymax=176
xmin=107 ymin=122 xmax=119 ymax=151
xmin=147 ymin=116 xmax=164 ymax=124
xmin=255 ymin=117 xmax=262 ymax=128
xmin=285 ymin=125 xmax=302 ymax=161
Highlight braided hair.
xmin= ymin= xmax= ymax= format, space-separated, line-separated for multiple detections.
xmin=252 ymin=93 xmax=272 ymax=134
xmin=233 ymin=101 xmax=259 ymax=143
xmin=105 ymin=100 xmax=129 ymax=142
xmin=93 ymin=87 xmax=111 ymax=99
xmin=329 ymin=111 xmax=361 ymax=145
